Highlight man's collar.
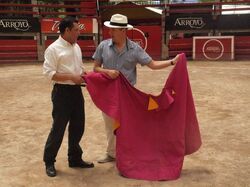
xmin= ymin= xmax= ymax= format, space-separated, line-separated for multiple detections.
xmin=59 ymin=35 xmax=75 ymax=46
xmin=108 ymin=38 xmax=134 ymax=50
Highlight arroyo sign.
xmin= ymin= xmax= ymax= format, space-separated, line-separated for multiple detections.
xmin=0 ymin=17 xmax=40 ymax=33
xmin=166 ymin=14 xmax=213 ymax=31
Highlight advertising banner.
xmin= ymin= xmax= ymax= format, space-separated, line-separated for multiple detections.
xmin=217 ymin=14 xmax=250 ymax=30
xmin=165 ymin=14 xmax=214 ymax=31
xmin=0 ymin=17 xmax=40 ymax=33
xmin=193 ymin=36 xmax=234 ymax=60
xmin=41 ymin=18 xmax=97 ymax=34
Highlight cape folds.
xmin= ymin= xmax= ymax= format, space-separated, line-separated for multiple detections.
xmin=83 ymin=53 xmax=201 ymax=181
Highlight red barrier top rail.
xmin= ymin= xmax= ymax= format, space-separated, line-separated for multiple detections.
xmin=1 ymin=1 xmax=250 ymax=16
xmin=99 ymin=0 xmax=250 ymax=14
xmin=0 ymin=1 xmax=97 ymax=17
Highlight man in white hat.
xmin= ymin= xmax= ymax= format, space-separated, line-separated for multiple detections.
xmin=92 ymin=14 xmax=180 ymax=163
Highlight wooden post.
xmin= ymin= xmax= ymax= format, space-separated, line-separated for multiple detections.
xmin=213 ymin=0 xmax=222 ymax=36
xmin=162 ymin=4 xmax=170 ymax=59
xmin=36 ymin=32 xmax=44 ymax=62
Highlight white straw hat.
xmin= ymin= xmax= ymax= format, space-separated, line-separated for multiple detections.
xmin=104 ymin=14 xmax=133 ymax=30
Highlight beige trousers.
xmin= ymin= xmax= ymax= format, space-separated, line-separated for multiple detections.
xmin=102 ymin=112 xmax=116 ymax=158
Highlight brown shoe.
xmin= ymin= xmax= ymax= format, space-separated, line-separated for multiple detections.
xmin=97 ymin=155 xmax=115 ymax=164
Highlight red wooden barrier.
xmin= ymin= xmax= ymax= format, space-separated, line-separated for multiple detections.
xmin=0 ymin=40 xmax=37 ymax=62
xmin=168 ymin=38 xmax=193 ymax=58
xmin=235 ymin=36 xmax=250 ymax=60
xmin=168 ymin=36 xmax=250 ymax=60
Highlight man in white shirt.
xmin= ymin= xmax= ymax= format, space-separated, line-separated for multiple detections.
xmin=43 ymin=16 xmax=94 ymax=177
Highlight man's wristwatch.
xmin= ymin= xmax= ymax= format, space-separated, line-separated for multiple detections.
xmin=170 ymin=60 xmax=174 ymax=65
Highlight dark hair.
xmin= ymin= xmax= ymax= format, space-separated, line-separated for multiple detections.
xmin=59 ymin=16 xmax=78 ymax=34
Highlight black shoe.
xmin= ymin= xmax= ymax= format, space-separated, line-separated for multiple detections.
xmin=46 ymin=164 xmax=56 ymax=177
xmin=69 ymin=160 xmax=94 ymax=168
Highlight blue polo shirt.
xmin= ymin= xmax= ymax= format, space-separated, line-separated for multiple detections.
xmin=92 ymin=38 xmax=152 ymax=85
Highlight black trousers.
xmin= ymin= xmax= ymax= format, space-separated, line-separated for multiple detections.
xmin=43 ymin=84 xmax=85 ymax=165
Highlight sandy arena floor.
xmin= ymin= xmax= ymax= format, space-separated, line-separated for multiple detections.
xmin=0 ymin=60 xmax=249 ymax=187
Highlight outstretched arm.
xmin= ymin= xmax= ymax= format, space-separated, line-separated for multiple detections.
xmin=147 ymin=54 xmax=180 ymax=70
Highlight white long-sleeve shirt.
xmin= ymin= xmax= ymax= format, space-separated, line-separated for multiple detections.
xmin=43 ymin=35 xmax=84 ymax=85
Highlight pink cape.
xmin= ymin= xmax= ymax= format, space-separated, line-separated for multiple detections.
xmin=83 ymin=53 xmax=201 ymax=181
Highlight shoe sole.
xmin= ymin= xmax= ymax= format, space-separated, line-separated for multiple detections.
xmin=69 ymin=164 xmax=94 ymax=168
xmin=97 ymin=159 xmax=115 ymax=164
